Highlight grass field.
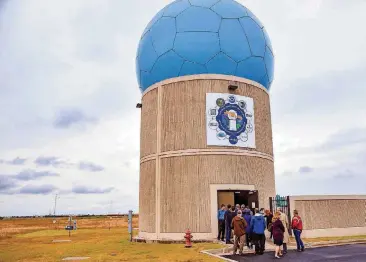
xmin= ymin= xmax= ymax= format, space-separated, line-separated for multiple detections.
xmin=0 ymin=216 xmax=222 ymax=262
xmin=2 ymin=217 xmax=365 ymax=261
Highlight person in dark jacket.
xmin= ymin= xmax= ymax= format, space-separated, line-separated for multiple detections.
xmin=224 ymin=204 xmax=234 ymax=244
xmin=265 ymin=209 xmax=273 ymax=239
xmin=217 ymin=204 xmax=226 ymax=241
xmin=231 ymin=210 xmax=248 ymax=255
xmin=243 ymin=209 xmax=252 ymax=249
xmin=272 ymin=211 xmax=285 ymax=259
xmin=250 ymin=208 xmax=266 ymax=255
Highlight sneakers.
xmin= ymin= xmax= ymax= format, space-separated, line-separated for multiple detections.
xmin=275 ymin=255 xmax=281 ymax=259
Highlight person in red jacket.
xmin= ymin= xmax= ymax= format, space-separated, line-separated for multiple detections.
xmin=291 ymin=210 xmax=304 ymax=252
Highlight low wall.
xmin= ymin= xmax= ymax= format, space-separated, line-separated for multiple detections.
xmin=290 ymin=195 xmax=366 ymax=238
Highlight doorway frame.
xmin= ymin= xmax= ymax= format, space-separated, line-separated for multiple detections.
xmin=210 ymin=184 xmax=255 ymax=239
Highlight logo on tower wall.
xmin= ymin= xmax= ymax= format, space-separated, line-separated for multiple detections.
xmin=206 ymin=93 xmax=255 ymax=148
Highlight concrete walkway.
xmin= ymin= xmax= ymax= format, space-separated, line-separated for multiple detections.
xmin=221 ymin=244 xmax=366 ymax=261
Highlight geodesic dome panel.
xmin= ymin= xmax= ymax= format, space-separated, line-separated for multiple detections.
xmin=136 ymin=0 xmax=274 ymax=92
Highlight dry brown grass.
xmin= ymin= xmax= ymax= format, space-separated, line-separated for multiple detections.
xmin=302 ymin=235 xmax=366 ymax=243
xmin=0 ymin=216 xmax=222 ymax=262
xmin=0 ymin=216 xmax=139 ymax=239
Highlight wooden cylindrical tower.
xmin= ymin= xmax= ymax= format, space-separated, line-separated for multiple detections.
xmin=138 ymin=75 xmax=275 ymax=240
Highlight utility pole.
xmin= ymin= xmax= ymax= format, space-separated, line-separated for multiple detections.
xmin=53 ymin=194 xmax=59 ymax=216
xmin=108 ymin=201 xmax=113 ymax=230
xmin=53 ymin=194 xmax=59 ymax=230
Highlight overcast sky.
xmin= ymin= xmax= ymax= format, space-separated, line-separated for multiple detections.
xmin=1 ymin=0 xmax=366 ymax=216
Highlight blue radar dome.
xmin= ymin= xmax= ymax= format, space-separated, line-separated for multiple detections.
xmin=136 ymin=0 xmax=274 ymax=92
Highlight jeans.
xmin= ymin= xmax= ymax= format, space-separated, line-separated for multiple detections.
xmin=218 ymin=220 xmax=225 ymax=240
xmin=225 ymin=222 xmax=232 ymax=242
xmin=293 ymin=229 xmax=304 ymax=250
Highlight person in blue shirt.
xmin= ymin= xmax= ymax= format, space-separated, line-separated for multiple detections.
xmin=250 ymin=208 xmax=266 ymax=255
xmin=217 ymin=204 xmax=226 ymax=241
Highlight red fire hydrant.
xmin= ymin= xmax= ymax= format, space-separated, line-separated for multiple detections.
xmin=184 ymin=229 xmax=193 ymax=248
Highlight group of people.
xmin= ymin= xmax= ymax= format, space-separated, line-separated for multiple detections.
xmin=217 ymin=204 xmax=305 ymax=258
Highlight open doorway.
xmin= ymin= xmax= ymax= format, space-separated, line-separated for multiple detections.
xmin=217 ymin=190 xmax=259 ymax=214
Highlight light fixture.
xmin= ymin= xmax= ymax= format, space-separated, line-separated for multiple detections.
xmin=136 ymin=103 xmax=142 ymax=108
xmin=228 ymin=84 xmax=238 ymax=91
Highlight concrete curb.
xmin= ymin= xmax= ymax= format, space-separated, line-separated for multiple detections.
xmin=200 ymin=250 xmax=237 ymax=262
xmin=306 ymin=238 xmax=366 ymax=248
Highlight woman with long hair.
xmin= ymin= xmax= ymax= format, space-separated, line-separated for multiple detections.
xmin=271 ymin=211 xmax=285 ymax=259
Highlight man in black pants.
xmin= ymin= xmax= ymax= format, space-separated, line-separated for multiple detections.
xmin=250 ymin=208 xmax=266 ymax=255
xmin=217 ymin=204 xmax=226 ymax=241
xmin=225 ymin=205 xmax=235 ymax=244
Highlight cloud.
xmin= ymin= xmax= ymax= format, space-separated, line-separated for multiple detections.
xmin=279 ymin=127 xmax=366 ymax=158
xmin=14 ymin=170 xmax=59 ymax=181
xmin=298 ymin=166 xmax=313 ymax=174
xmin=34 ymin=156 xmax=105 ymax=172
xmin=72 ymin=185 xmax=114 ymax=194
xmin=0 ymin=169 xmax=59 ymax=194
xmin=333 ymin=170 xmax=356 ymax=180
xmin=53 ymin=108 xmax=96 ymax=129
xmin=7 ymin=157 xmax=27 ymax=165
xmin=0 ymin=157 xmax=27 ymax=165
xmin=78 ymin=161 xmax=104 ymax=172
xmin=0 ymin=175 xmax=18 ymax=191
xmin=34 ymin=156 xmax=66 ymax=167
xmin=18 ymin=184 xmax=57 ymax=195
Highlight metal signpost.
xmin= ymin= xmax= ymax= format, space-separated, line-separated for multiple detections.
xmin=128 ymin=210 xmax=133 ymax=242
xmin=68 ymin=215 xmax=72 ymax=237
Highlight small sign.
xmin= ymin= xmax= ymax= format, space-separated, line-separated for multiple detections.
xmin=251 ymin=202 xmax=256 ymax=209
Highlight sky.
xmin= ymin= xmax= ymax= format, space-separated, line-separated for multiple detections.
xmin=0 ymin=0 xmax=366 ymax=216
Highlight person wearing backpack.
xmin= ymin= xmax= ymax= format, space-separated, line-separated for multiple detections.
xmin=292 ymin=210 xmax=305 ymax=252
